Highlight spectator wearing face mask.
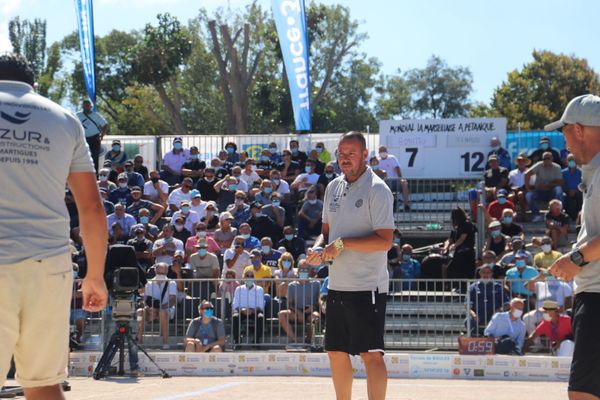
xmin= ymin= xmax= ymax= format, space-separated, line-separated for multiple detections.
xmin=534 ymin=236 xmax=563 ymax=270
xmin=486 ymin=136 xmax=511 ymax=170
xmin=184 ymin=300 xmax=226 ymax=353
xmin=254 ymin=180 xmax=275 ymax=205
xmin=484 ymin=298 xmax=526 ymax=354
xmin=291 ymin=160 xmax=320 ymax=194
xmin=483 ymin=154 xmax=509 ymax=203
xmin=185 ymin=222 xmax=220 ymax=259
xmin=230 ymin=166 xmax=249 ymax=193
xmin=278 ymin=149 xmax=302 ymax=183
xmin=486 ymin=189 xmax=515 ymax=222
xmin=171 ymin=215 xmax=192 ymax=244
xmin=181 ymin=146 xmax=206 ymax=185
xmin=108 ymin=173 xmax=133 ymax=206
xmin=483 ymin=220 xmax=509 ymax=258
xmin=105 ymin=139 xmax=128 ymax=170
xmin=378 ymin=146 xmax=411 ymax=211
xmin=171 ymin=200 xmax=200 ymax=233
xmin=167 ymin=177 xmax=194 ymax=213
xmin=267 ymin=142 xmax=282 ymax=164
xmin=261 ymin=192 xmax=285 ymax=229
xmin=466 ymin=263 xmax=509 ymax=336
xmin=504 ymin=251 xmax=539 ymax=308
xmin=200 ymin=201 xmax=220 ymax=231
xmin=277 ymin=226 xmax=306 ymax=262
xmin=524 ymin=300 xmax=573 ymax=356
xmin=130 ymin=208 xmax=159 ymax=241
xmin=297 ymin=186 xmax=323 ymax=238
xmin=288 ymin=139 xmax=308 ymax=169
xmin=160 ymin=137 xmax=189 ymax=185
xmin=213 ymin=212 xmax=237 ymax=251
xmin=215 ymin=175 xmax=239 ymax=213
xmin=499 ymin=236 xmax=533 ymax=267
xmin=196 ymin=167 xmax=219 ymax=202
xmin=256 ymin=149 xmax=277 ymax=178
xmin=243 ymin=249 xmax=273 ymax=298
xmin=133 ymin=154 xmax=149 ymax=181
xmin=107 ymin=203 xmax=137 ymax=239
xmin=241 ymin=215 xmax=268 ymax=249
xmin=259 ymin=237 xmax=282 ymax=271
xmin=278 ymin=260 xmax=321 ymax=343
xmin=126 ymin=225 xmax=154 ymax=271
xmin=525 ymin=152 xmax=564 ymax=222
xmin=315 ymin=141 xmax=332 ymax=165
xmin=224 ymin=141 xmax=240 ymax=163
xmin=152 ymin=225 xmax=184 ymax=265
xmin=223 ymin=235 xmax=252 ymax=279
xmin=227 ymin=190 xmax=250 ymax=229
xmin=528 ymin=136 xmax=561 ymax=165
xmin=273 ymin=252 xmax=297 ymax=311
xmin=232 ymin=269 xmax=265 ymax=346
xmin=561 ymin=153 xmax=582 ymax=221
xmin=137 ymin=262 xmax=177 ymax=349
xmin=480 ymin=250 xmax=506 ymax=279
xmin=500 ymin=209 xmax=524 ymax=240
xmin=545 ymin=199 xmax=570 ymax=250
xmin=317 ymin=162 xmax=339 ymax=193
xmin=127 ymin=186 xmax=164 ymax=223
xmin=188 ymin=239 xmax=220 ymax=299
xmin=123 ymin=160 xmax=144 ymax=188
xmin=97 ymin=168 xmax=117 ymax=193
xmin=391 ymin=244 xmax=421 ymax=291
xmin=240 ymin=159 xmax=262 ymax=189
xmin=143 ymin=170 xmax=169 ymax=208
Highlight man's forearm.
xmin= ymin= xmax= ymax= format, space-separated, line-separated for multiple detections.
xmin=343 ymin=233 xmax=392 ymax=252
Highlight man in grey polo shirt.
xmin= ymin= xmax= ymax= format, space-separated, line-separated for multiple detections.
xmin=308 ymin=131 xmax=395 ymax=400
xmin=548 ymin=94 xmax=600 ymax=400
xmin=0 ymin=53 xmax=108 ymax=399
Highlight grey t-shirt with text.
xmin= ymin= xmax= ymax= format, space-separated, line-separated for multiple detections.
xmin=0 ymin=81 xmax=94 ymax=264
xmin=322 ymin=167 xmax=395 ymax=293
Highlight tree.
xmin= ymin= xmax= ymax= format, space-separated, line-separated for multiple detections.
xmin=405 ymin=55 xmax=473 ymax=118
xmin=130 ymin=13 xmax=192 ymax=136
xmin=491 ymin=50 xmax=600 ymax=130
xmin=375 ymin=70 xmax=411 ymax=120
xmin=9 ymin=17 xmax=62 ymax=100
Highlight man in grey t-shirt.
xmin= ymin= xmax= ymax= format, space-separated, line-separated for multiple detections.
xmin=525 ymin=151 xmax=564 ymax=221
xmin=0 ymin=53 xmax=108 ymax=398
xmin=307 ymin=131 xmax=395 ymax=400
xmin=547 ymin=94 xmax=600 ymax=399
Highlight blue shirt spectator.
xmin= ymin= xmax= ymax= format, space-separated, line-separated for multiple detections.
xmin=562 ymin=166 xmax=582 ymax=190
xmin=484 ymin=310 xmax=526 ymax=352
xmin=391 ymin=253 xmax=421 ymax=291
xmin=505 ymin=263 xmax=538 ymax=296
xmin=487 ymin=147 xmax=511 ymax=170
xmin=107 ymin=210 xmax=137 ymax=235
xmin=467 ymin=280 xmax=509 ymax=329
xmin=242 ymin=234 xmax=261 ymax=251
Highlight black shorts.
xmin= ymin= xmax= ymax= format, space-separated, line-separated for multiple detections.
xmin=325 ymin=289 xmax=386 ymax=356
xmin=569 ymin=292 xmax=600 ymax=397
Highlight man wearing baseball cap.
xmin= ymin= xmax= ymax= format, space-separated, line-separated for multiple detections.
xmin=483 ymin=154 xmax=509 ymax=202
xmin=529 ymin=136 xmax=561 ymax=165
xmin=548 ymin=94 xmax=600 ymax=399
xmin=160 ymin=136 xmax=189 ymax=185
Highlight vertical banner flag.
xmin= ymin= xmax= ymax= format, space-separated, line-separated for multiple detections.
xmin=272 ymin=0 xmax=311 ymax=131
xmin=74 ymin=0 xmax=96 ymax=109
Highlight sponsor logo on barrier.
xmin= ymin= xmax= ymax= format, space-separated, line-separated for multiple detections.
xmin=555 ymin=372 xmax=569 ymax=380
xmin=474 ymin=369 xmax=484 ymax=377
xmin=486 ymin=358 xmax=494 ymax=366
xmin=156 ymin=357 xmax=171 ymax=363
xmin=463 ymin=368 xmax=471 ymax=376
xmin=453 ymin=357 xmax=461 ymax=365
xmin=453 ymin=368 xmax=461 ymax=376
xmin=518 ymin=359 xmax=527 ymax=368
xmin=504 ymin=371 xmax=510 ymax=377
xmin=526 ymin=361 xmax=546 ymax=369
xmin=551 ymin=361 xmax=559 ymax=369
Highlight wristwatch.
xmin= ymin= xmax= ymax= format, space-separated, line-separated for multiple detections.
xmin=333 ymin=238 xmax=345 ymax=253
xmin=569 ymin=249 xmax=588 ymax=267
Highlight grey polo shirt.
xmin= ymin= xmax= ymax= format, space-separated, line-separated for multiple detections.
xmin=0 ymin=81 xmax=94 ymax=265
xmin=574 ymin=152 xmax=600 ymax=294
xmin=322 ymin=166 xmax=395 ymax=293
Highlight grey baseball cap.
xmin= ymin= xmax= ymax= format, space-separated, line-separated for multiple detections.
xmin=545 ymin=94 xmax=600 ymax=131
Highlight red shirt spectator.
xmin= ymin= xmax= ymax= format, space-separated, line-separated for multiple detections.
xmin=487 ymin=199 xmax=515 ymax=220
xmin=534 ymin=315 xmax=572 ymax=343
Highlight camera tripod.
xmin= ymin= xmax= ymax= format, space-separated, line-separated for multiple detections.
xmin=92 ymin=321 xmax=170 ymax=380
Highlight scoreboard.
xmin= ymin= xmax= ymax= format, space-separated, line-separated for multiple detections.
xmin=379 ymin=118 xmax=507 ymax=179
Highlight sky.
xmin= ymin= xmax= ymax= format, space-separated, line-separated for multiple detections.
xmin=1 ymin=0 xmax=599 ymax=104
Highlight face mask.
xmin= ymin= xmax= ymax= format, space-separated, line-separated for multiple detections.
xmin=99 ymin=175 xmax=108 ymax=182
xmin=245 ymin=278 xmax=254 ymax=287
xmin=371 ymin=165 xmax=380 ymax=170
xmin=140 ymin=216 xmax=149 ymax=224
xmin=112 ymin=145 xmax=121 ymax=152
xmin=203 ymin=308 xmax=214 ymax=318
xmin=189 ymin=154 xmax=198 ymax=160
xmin=155 ymin=273 xmax=167 ymax=281
xmin=197 ymin=230 xmax=207 ymax=237
xmin=272 ymin=178 xmax=280 ymax=186
xmin=308 ymin=199 xmax=317 ymax=205
xmin=125 ymin=167 xmax=133 ymax=174
xmin=206 ymin=211 xmax=214 ymax=217
xmin=205 ymin=176 xmax=214 ymax=182
xmin=118 ymin=182 xmax=128 ymax=189
xmin=226 ymin=147 xmax=234 ymax=154
xmin=568 ymin=160 xmax=576 ymax=168
xmin=379 ymin=152 xmax=388 ymax=158
xmin=255 ymin=212 xmax=264 ymax=218
xmin=503 ymin=216 xmax=513 ymax=224
xmin=151 ymin=177 xmax=159 ymax=184
xmin=235 ymin=199 xmax=244 ymax=206
xmin=73 ymin=271 xmax=78 ymax=279
xmin=164 ymin=236 xmax=173 ymax=242
xmin=261 ymin=155 xmax=270 ymax=162
xmin=393 ymin=238 xmax=401 ymax=244
xmin=541 ymin=313 xmax=552 ymax=322
xmin=540 ymin=143 xmax=549 ymax=150
xmin=291 ymin=147 xmax=298 ymax=155
xmin=498 ymin=197 xmax=506 ymax=205
xmin=299 ymin=271 xmax=309 ymax=279
xmin=305 ymin=166 xmax=312 ymax=173
xmin=269 ymin=147 xmax=277 ymax=154
xmin=285 ymin=234 xmax=294 ymax=241
xmin=272 ymin=200 xmax=281 ymax=207
xmin=197 ymin=248 xmax=208 ymax=257
xmin=181 ymin=206 xmax=190 ymax=213
xmin=490 ymin=230 xmax=500 ymax=238
xmin=229 ymin=184 xmax=237 ymax=191
xmin=402 ymin=254 xmax=411 ymax=261
xmin=175 ymin=224 xmax=184 ymax=232
xmin=174 ymin=143 xmax=183 ymax=150
xmin=251 ymin=259 xmax=261 ymax=267
xmin=261 ymin=245 xmax=271 ymax=254
xmin=325 ymin=173 xmax=334 ymax=179
xmin=511 ymin=309 xmax=523 ymax=319
xmin=241 ymin=233 xmax=250 ymax=240
xmin=515 ymin=260 xmax=526 ymax=268
xmin=282 ymin=260 xmax=292 ymax=269
xmin=541 ymin=244 xmax=552 ymax=253
xmin=136 ymin=235 xmax=145 ymax=241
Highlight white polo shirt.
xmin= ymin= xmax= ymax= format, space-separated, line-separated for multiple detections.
xmin=0 ymin=81 xmax=95 ymax=264
xmin=322 ymin=167 xmax=395 ymax=293
xmin=378 ymin=155 xmax=401 ymax=178
xmin=574 ymin=152 xmax=600 ymax=294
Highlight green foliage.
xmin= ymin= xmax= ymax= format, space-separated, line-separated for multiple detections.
xmin=9 ymin=17 xmax=47 ymax=77
xmin=491 ymin=50 xmax=600 ymax=130
xmin=375 ymin=69 xmax=411 ymax=120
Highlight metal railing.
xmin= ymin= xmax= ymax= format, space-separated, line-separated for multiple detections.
xmin=71 ymin=276 xmax=573 ymax=352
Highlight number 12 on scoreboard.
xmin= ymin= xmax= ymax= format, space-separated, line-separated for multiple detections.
xmin=460 ymin=151 xmax=486 ymax=173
